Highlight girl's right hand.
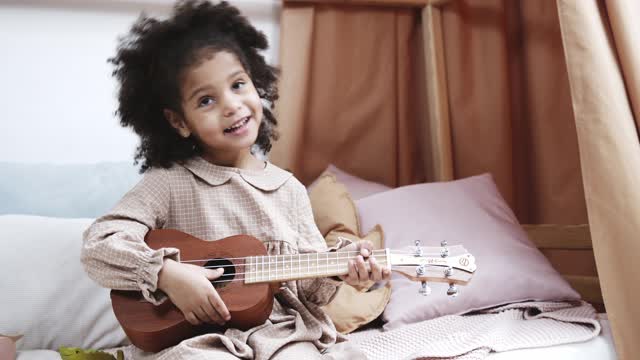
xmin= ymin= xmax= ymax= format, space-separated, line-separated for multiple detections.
xmin=157 ymin=259 xmax=230 ymax=326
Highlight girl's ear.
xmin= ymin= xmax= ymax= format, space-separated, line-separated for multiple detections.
xmin=164 ymin=109 xmax=191 ymax=138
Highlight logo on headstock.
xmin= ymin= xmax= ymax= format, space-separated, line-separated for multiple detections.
xmin=459 ymin=257 xmax=470 ymax=267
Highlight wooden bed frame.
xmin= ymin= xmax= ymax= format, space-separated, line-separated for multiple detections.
xmin=523 ymin=224 xmax=603 ymax=312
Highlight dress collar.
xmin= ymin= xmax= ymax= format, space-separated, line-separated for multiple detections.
xmin=181 ymin=156 xmax=293 ymax=191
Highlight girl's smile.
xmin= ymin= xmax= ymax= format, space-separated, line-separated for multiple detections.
xmin=223 ymin=115 xmax=251 ymax=135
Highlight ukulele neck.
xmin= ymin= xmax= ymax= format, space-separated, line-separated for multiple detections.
xmin=243 ymin=251 xmax=390 ymax=284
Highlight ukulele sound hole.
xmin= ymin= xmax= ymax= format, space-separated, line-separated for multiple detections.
xmin=204 ymin=259 xmax=235 ymax=289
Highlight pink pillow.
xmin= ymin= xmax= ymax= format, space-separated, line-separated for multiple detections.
xmin=356 ymin=173 xmax=580 ymax=330
xmin=309 ymin=164 xmax=392 ymax=200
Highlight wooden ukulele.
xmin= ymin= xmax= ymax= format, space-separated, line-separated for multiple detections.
xmin=111 ymin=229 xmax=476 ymax=352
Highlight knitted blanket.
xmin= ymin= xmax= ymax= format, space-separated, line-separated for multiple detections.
xmin=346 ymin=301 xmax=600 ymax=360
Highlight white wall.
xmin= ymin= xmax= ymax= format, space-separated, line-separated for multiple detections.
xmin=0 ymin=0 xmax=281 ymax=164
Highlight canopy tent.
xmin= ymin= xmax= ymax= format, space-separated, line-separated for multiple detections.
xmin=270 ymin=0 xmax=639 ymax=359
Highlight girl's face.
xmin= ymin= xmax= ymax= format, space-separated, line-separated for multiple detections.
xmin=166 ymin=50 xmax=263 ymax=166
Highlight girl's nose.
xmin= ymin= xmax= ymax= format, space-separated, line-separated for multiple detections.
xmin=222 ymin=93 xmax=242 ymax=117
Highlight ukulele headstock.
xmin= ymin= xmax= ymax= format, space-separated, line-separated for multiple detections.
xmin=388 ymin=240 xmax=476 ymax=297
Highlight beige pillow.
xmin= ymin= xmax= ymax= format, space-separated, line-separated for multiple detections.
xmin=308 ymin=173 xmax=392 ymax=333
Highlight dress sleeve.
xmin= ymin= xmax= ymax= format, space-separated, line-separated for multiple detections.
xmin=294 ymin=183 xmax=349 ymax=306
xmin=80 ymin=168 xmax=179 ymax=305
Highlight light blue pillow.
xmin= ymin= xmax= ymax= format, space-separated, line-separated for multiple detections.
xmin=0 ymin=162 xmax=142 ymax=218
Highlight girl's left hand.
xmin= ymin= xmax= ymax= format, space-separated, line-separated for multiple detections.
xmin=336 ymin=240 xmax=391 ymax=287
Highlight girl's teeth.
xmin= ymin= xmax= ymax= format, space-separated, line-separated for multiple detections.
xmin=225 ymin=117 xmax=249 ymax=133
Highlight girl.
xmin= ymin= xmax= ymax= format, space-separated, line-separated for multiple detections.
xmin=81 ymin=1 xmax=390 ymax=359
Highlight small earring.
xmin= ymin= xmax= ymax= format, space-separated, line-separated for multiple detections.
xmin=180 ymin=130 xmax=190 ymax=138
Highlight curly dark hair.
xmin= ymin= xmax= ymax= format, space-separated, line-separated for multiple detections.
xmin=109 ymin=0 xmax=279 ymax=172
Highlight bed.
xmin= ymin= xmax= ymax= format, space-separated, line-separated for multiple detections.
xmin=0 ymin=163 xmax=618 ymax=359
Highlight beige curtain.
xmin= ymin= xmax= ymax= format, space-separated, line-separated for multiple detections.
xmin=274 ymin=1 xmax=588 ymax=225
xmin=557 ymin=0 xmax=640 ymax=358
xmin=272 ymin=3 xmax=425 ymax=186
xmin=438 ymin=0 xmax=587 ymax=225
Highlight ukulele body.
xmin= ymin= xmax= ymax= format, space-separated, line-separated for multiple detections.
xmin=110 ymin=229 xmax=277 ymax=353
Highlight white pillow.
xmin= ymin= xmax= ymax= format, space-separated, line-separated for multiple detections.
xmin=0 ymin=215 xmax=127 ymax=351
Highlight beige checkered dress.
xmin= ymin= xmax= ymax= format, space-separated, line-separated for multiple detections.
xmin=81 ymin=157 xmax=366 ymax=359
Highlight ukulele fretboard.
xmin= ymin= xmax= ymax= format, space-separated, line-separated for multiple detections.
xmin=244 ymin=251 xmax=390 ymax=284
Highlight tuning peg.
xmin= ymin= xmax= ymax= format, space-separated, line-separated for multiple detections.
xmin=414 ymin=240 xmax=423 ymax=256
xmin=447 ymin=283 xmax=458 ymax=297
xmin=444 ymin=266 xmax=453 ymax=277
xmin=419 ymin=281 xmax=431 ymax=296
xmin=440 ymin=240 xmax=449 ymax=258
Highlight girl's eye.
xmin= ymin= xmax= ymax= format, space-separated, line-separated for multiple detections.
xmin=198 ymin=97 xmax=215 ymax=108
xmin=232 ymin=81 xmax=246 ymax=90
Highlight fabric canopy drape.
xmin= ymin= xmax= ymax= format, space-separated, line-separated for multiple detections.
xmin=271 ymin=3 xmax=426 ymax=186
xmin=557 ymin=0 xmax=640 ymax=358
xmin=275 ymin=0 xmax=588 ymax=225
xmin=438 ymin=0 xmax=587 ymax=225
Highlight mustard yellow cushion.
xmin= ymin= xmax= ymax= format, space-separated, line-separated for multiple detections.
xmin=308 ymin=173 xmax=360 ymax=247
xmin=308 ymin=173 xmax=392 ymax=333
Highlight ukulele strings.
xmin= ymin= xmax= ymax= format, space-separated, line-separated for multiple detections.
xmin=179 ymin=248 xmax=449 ymax=265
xmin=205 ymin=263 xmax=401 ymax=285
xmin=204 ymin=257 xmax=391 ymax=280
xmin=179 ymin=249 xmax=388 ymax=264
xmin=189 ymin=252 xmax=392 ymax=282
xmin=179 ymin=250 xmax=436 ymax=272
xmin=207 ymin=270 xmax=349 ymax=285
xmin=176 ymin=249 xmax=456 ymax=284
xmin=206 ymin=259 xmax=453 ymax=285
xmin=182 ymin=251 xmax=389 ymax=267
xmin=201 ymin=256 xmax=453 ymax=285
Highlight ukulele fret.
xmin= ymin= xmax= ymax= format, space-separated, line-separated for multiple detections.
xmin=284 ymin=254 xmax=289 ymax=279
xmin=283 ymin=255 xmax=287 ymax=279
xmin=261 ymin=255 xmax=271 ymax=280
xmin=268 ymin=254 xmax=271 ymax=281
xmin=324 ymin=253 xmax=328 ymax=275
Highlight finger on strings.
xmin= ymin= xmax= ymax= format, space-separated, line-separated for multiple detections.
xmin=359 ymin=241 xmax=373 ymax=258
xmin=347 ymin=260 xmax=359 ymax=283
xmin=356 ymin=255 xmax=368 ymax=282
